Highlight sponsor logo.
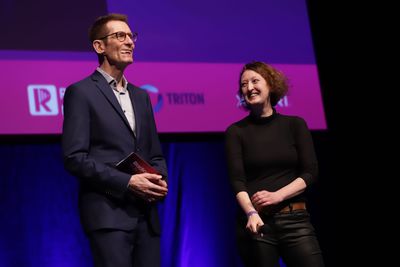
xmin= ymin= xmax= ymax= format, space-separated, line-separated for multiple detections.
xmin=140 ymin=84 xmax=205 ymax=112
xmin=140 ymin=84 xmax=163 ymax=112
xmin=27 ymin=85 xmax=65 ymax=116
xmin=27 ymin=83 xmax=208 ymax=116
xmin=165 ymin=93 xmax=205 ymax=105
xmin=277 ymin=96 xmax=289 ymax=107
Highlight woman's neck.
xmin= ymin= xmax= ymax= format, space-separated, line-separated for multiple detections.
xmin=251 ymin=103 xmax=273 ymax=117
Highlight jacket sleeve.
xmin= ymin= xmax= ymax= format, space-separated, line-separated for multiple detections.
xmin=144 ymin=92 xmax=168 ymax=181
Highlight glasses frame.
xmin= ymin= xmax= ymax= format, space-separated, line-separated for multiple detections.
xmin=98 ymin=31 xmax=138 ymax=42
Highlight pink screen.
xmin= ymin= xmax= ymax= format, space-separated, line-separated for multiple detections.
xmin=0 ymin=59 xmax=325 ymax=134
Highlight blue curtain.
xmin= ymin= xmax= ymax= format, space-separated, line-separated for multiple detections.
xmin=0 ymin=141 xmax=246 ymax=267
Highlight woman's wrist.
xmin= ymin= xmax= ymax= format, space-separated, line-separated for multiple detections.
xmin=246 ymin=210 xmax=258 ymax=217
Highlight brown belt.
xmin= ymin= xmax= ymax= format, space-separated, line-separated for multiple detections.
xmin=278 ymin=202 xmax=306 ymax=213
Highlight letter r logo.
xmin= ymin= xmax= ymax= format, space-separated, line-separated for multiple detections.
xmin=28 ymin=85 xmax=59 ymax=115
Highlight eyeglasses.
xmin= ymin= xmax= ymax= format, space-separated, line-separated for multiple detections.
xmin=99 ymin=31 xmax=138 ymax=42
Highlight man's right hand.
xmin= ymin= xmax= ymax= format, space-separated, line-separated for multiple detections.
xmin=128 ymin=173 xmax=168 ymax=202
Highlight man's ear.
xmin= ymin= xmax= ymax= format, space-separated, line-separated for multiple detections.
xmin=93 ymin=40 xmax=105 ymax=54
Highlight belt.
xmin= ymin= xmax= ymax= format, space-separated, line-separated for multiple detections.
xmin=278 ymin=202 xmax=306 ymax=213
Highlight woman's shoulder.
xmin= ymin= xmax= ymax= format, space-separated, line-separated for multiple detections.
xmin=225 ymin=116 xmax=250 ymax=133
xmin=277 ymin=113 xmax=306 ymax=124
xmin=277 ymin=114 xmax=310 ymax=132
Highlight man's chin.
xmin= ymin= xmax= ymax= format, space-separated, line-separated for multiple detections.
xmin=122 ymin=58 xmax=134 ymax=65
xmin=120 ymin=55 xmax=133 ymax=65
xmin=115 ymin=60 xmax=133 ymax=70
xmin=123 ymin=56 xmax=133 ymax=63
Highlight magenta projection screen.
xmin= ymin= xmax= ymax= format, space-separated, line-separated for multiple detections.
xmin=0 ymin=0 xmax=326 ymax=134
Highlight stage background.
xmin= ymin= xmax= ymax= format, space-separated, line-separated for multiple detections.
xmin=0 ymin=0 xmax=326 ymax=134
xmin=0 ymin=0 xmax=338 ymax=266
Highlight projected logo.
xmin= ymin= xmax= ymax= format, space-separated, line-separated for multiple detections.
xmin=140 ymin=84 xmax=163 ymax=112
xmin=27 ymin=85 xmax=65 ymax=116
xmin=28 ymin=85 xmax=59 ymax=115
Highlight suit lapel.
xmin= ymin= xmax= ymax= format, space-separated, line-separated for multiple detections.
xmin=91 ymin=71 xmax=135 ymax=136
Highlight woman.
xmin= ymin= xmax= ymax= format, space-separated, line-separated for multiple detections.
xmin=225 ymin=61 xmax=324 ymax=267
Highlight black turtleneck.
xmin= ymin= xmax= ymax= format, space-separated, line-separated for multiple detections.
xmin=225 ymin=110 xmax=318 ymax=200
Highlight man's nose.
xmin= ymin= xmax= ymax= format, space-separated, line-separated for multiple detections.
xmin=125 ymin=36 xmax=134 ymax=46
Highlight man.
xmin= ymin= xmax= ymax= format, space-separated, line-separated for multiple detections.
xmin=62 ymin=13 xmax=168 ymax=267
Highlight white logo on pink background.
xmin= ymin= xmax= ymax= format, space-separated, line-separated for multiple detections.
xmin=28 ymin=85 xmax=59 ymax=115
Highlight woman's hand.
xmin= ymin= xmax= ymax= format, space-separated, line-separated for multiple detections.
xmin=246 ymin=212 xmax=264 ymax=234
xmin=251 ymin=190 xmax=283 ymax=211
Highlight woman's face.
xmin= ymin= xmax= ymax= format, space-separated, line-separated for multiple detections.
xmin=240 ymin=70 xmax=270 ymax=108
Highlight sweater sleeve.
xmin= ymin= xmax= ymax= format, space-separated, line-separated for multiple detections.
xmin=225 ymin=125 xmax=247 ymax=194
xmin=292 ymin=117 xmax=318 ymax=186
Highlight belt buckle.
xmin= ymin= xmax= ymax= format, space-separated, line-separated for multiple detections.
xmin=288 ymin=202 xmax=294 ymax=212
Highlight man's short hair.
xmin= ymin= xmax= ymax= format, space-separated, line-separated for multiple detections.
xmin=88 ymin=13 xmax=128 ymax=43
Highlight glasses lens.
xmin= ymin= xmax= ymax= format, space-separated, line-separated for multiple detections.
xmin=115 ymin=32 xmax=138 ymax=42
xmin=116 ymin=32 xmax=126 ymax=42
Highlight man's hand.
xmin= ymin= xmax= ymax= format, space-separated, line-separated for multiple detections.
xmin=128 ymin=173 xmax=168 ymax=202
